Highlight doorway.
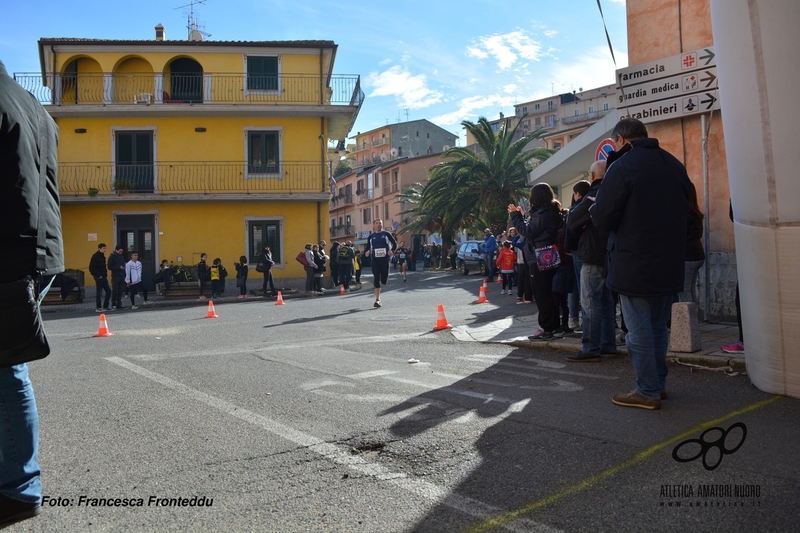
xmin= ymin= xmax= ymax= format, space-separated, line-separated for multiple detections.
xmin=117 ymin=214 xmax=157 ymax=291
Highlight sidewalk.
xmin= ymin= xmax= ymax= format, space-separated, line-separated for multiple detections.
xmin=451 ymin=315 xmax=745 ymax=371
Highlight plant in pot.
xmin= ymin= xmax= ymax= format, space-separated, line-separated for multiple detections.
xmin=88 ymin=187 xmax=99 ymax=197
xmin=113 ymin=179 xmax=135 ymax=194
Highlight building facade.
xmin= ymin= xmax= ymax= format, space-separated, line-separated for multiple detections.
xmin=16 ymin=29 xmax=363 ymax=290
xmin=329 ymin=153 xmax=444 ymax=251
xmin=350 ymin=119 xmax=457 ymax=168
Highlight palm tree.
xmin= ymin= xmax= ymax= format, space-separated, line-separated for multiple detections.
xmin=416 ymin=117 xmax=552 ymax=237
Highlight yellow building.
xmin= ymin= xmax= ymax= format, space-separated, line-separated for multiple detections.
xmin=17 ymin=28 xmax=363 ymax=291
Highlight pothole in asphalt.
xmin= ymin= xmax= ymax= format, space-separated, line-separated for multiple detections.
xmin=351 ymin=442 xmax=386 ymax=459
xmin=370 ymin=315 xmax=409 ymax=321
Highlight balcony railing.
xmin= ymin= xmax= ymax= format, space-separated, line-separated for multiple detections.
xmin=330 ymin=225 xmax=355 ymax=238
xmin=330 ymin=194 xmax=355 ymax=208
xmin=14 ymin=72 xmax=363 ymax=107
xmin=562 ymin=109 xmax=610 ymax=125
xmin=371 ymin=138 xmax=389 ymax=147
xmin=58 ymin=161 xmax=326 ymax=196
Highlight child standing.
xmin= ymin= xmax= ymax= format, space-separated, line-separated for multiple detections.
xmin=354 ymin=250 xmax=362 ymax=284
xmin=496 ymin=241 xmax=517 ymax=295
xmin=209 ymin=258 xmax=227 ymax=298
xmin=125 ymin=251 xmax=152 ymax=308
xmin=198 ymin=253 xmax=209 ymax=299
xmin=234 ymin=255 xmax=249 ymax=298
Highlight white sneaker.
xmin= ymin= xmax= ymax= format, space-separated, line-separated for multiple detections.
xmin=144 ymin=301 xmax=153 ymax=306
xmin=616 ymin=330 xmax=627 ymax=346
xmin=501 ymin=290 xmax=506 ymax=295
xmin=568 ymin=317 xmax=580 ymax=330
xmin=374 ymin=300 xmax=382 ymax=308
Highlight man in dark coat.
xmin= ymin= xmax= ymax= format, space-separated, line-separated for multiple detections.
xmin=0 ymin=59 xmax=64 ymax=527
xmin=89 ymin=243 xmax=112 ymax=311
xmin=107 ymin=245 xmax=127 ymax=309
xmin=591 ymin=117 xmax=693 ymax=410
xmin=567 ymin=160 xmax=616 ymax=363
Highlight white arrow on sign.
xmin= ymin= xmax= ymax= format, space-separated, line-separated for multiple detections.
xmin=621 ymin=89 xmax=721 ymax=125
xmin=616 ymin=46 xmax=716 ymax=88
xmin=617 ymin=67 xmax=717 ymax=108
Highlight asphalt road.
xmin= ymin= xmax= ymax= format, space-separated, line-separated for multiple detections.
xmin=12 ymin=269 xmax=800 ymax=532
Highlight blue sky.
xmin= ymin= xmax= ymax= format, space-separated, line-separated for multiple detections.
xmin=1 ymin=0 xmax=628 ymax=143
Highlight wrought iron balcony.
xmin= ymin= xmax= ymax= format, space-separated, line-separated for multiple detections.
xmin=561 ymin=109 xmax=610 ymax=125
xmin=58 ymin=161 xmax=326 ymax=196
xmin=330 ymin=194 xmax=355 ymax=208
xmin=14 ymin=72 xmax=363 ymax=107
xmin=330 ymin=225 xmax=355 ymax=238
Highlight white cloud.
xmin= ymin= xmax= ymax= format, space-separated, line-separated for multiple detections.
xmin=466 ymin=46 xmax=488 ymax=59
xmin=608 ymin=0 xmax=626 ymax=4
xmin=431 ymin=94 xmax=518 ymax=127
xmin=544 ymin=30 xmax=558 ymax=38
xmin=549 ymin=46 xmax=629 ymax=92
xmin=365 ymin=65 xmax=443 ymax=109
xmin=503 ymin=84 xmax=518 ymax=94
xmin=378 ymin=58 xmax=393 ymax=66
xmin=467 ymin=30 xmax=542 ymax=70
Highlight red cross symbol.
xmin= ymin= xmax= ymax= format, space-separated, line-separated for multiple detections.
xmin=683 ymin=55 xmax=695 ymax=68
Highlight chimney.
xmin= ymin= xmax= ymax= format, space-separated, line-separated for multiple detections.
xmin=499 ymin=112 xmax=504 ymax=119
xmin=155 ymin=24 xmax=165 ymax=41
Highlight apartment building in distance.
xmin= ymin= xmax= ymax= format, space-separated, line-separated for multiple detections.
xmin=465 ymin=85 xmax=616 ymax=152
xmin=15 ymin=25 xmax=363 ymax=290
xmin=329 ymin=153 xmax=444 ymax=256
xmin=350 ymin=119 xmax=457 ymax=168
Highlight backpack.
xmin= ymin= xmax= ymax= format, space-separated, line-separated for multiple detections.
xmin=338 ymin=245 xmax=351 ymax=259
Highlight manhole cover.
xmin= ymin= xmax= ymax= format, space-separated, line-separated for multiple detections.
xmin=370 ymin=315 xmax=409 ymax=322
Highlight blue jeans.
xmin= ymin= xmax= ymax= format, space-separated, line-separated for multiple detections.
xmin=580 ymin=264 xmax=616 ymax=355
xmin=0 ymin=363 xmax=40 ymax=503
xmin=619 ymin=294 xmax=672 ymax=400
xmin=484 ymin=254 xmax=495 ymax=281
xmin=569 ymin=257 xmax=582 ymax=321
xmin=94 ymin=276 xmax=111 ymax=309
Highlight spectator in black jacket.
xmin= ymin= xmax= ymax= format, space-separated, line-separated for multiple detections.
xmin=0 ymin=59 xmax=64 ymax=528
xmin=591 ymin=118 xmax=694 ymax=410
xmin=89 ymin=243 xmax=112 ymax=312
xmin=509 ymin=183 xmax=563 ymax=341
xmin=107 ymin=245 xmax=127 ymax=309
xmin=567 ymin=161 xmax=616 ymax=363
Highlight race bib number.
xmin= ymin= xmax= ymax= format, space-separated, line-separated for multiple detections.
xmin=374 ymin=248 xmax=387 ymax=258
xmin=399 ymin=253 xmax=406 ymax=259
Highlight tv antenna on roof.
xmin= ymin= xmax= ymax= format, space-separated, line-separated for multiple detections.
xmin=175 ymin=0 xmax=211 ymax=40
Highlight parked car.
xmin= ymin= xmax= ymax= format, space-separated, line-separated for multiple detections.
xmin=456 ymin=240 xmax=487 ymax=275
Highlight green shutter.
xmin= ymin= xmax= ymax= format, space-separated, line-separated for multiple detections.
xmin=247 ymin=56 xmax=278 ymax=91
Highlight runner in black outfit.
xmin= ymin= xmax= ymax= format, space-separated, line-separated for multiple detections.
xmin=395 ymin=241 xmax=411 ymax=282
xmin=363 ymin=219 xmax=397 ymax=308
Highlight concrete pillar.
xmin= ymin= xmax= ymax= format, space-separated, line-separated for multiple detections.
xmin=711 ymin=0 xmax=800 ymax=397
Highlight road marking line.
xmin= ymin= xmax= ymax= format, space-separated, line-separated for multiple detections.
xmin=104 ymin=356 xmax=559 ymax=533
xmin=465 ymin=395 xmax=783 ymax=533
xmin=348 ymin=370 xmax=399 ymax=379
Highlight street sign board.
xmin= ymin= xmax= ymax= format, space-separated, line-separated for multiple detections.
xmin=595 ymin=139 xmax=615 ymax=161
xmin=617 ymin=68 xmax=717 ymax=108
xmin=616 ymin=46 xmax=719 ymax=124
xmin=616 ymin=46 xmax=715 ymax=89
xmin=622 ymin=91 xmax=720 ymax=125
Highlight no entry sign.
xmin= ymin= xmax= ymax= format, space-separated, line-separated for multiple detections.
xmin=596 ymin=138 xmax=615 ymax=161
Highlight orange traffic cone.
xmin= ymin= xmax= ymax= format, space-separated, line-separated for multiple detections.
xmin=93 ymin=313 xmax=115 ymax=337
xmin=476 ymin=286 xmax=489 ymax=304
xmin=275 ymin=291 xmax=285 ymax=305
xmin=205 ymin=300 xmax=218 ymax=318
xmin=496 ymin=273 xmax=502 ymax=284
xmin=433 ymin=304 xmax=453 ymax=331
xmin=340 ymin=284 xmax=347 ymax=295
xmin=482 ymin=279 xmax=490 ymax=292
